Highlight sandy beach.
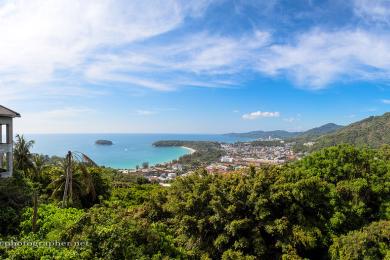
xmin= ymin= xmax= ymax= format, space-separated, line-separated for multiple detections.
xmin=182 ymin=146 xmax=196 ymax=154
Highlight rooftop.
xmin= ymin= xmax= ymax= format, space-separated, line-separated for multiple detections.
xmin=0 ymin=105 xmax=20 ymax=118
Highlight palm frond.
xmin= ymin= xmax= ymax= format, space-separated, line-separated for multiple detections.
xmin=54 ymin=151 xmax=99 ymax=207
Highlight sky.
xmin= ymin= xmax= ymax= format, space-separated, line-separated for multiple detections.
xmin=1 ymin=0 xmax=390 ymax=134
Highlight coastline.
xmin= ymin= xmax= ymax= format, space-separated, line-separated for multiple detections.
xmin=182 ymin=146 xmax=196 ymax=154
xmin=29 ymin=134 xmax=213 ymax=170
xmin=119 ymin=146 xmax=196 ymax=172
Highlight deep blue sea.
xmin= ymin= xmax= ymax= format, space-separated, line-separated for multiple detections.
xmin=24 ymin=134 xmax=252 ymax=169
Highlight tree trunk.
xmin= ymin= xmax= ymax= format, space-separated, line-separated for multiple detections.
xmin=69 ymin=153 xmax=73 ymax=204
xmin=62 ymin=151 xmax=72 ymax=207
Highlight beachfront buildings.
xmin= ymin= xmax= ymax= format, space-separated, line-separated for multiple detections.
xmin=122 ymin=141 xmax=298 ymax=181
xmin=0 ymin=105 xmax=20 ymax=177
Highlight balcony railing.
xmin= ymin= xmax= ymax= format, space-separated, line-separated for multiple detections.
xmin=0 ymin=143 xmax=11 ymax=153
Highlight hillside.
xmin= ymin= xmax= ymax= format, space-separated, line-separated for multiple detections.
xmin=313 ymin=113 xmax=390 ymax=149
xmin=226 ymin=123 xmax=342 ymax=140
xmin=297 ymin=123 xmax=342 ymax=138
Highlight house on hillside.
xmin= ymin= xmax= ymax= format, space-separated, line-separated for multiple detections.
xmin=0 ymin=105 xmax=20 ymax=177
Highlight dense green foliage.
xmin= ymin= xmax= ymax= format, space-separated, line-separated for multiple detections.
xmin=329 ymin=220 xmax=390 ymax=259
xmin=1 ymin=143 xmax=390 ymax=259
xmin=148 ymin=145 xmax=389 ymax=259
xmin=0 ymin=178 xmax=32 ymax=236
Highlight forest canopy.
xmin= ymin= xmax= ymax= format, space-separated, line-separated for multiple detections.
xmin=0 ymin=143 xmax=389 ymax=259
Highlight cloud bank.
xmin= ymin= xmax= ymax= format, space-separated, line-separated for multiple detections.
xmin=0 ymin=0 xmax=389 ymax=101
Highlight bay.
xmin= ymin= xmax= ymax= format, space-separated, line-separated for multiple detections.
xmin=24 ymin=134 xmax=251 ymax=169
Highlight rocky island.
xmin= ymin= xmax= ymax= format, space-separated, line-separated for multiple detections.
xmin=95 ymin=140 xmax=113 ymax=145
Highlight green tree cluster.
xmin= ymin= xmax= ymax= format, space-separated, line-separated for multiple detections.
xmin=1 ymin=144 xmax=389 ymax=259
xmin=144 ymin=144 xmax=390 ymax=259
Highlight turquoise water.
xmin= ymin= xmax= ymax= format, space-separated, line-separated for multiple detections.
xmin=24 ymin=134 xmax=251 ymax=169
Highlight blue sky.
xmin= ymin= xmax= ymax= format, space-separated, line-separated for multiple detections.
xmin=1 ymin=0 xmax=390 ymax=133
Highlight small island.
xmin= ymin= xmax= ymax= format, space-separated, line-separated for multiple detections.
xmin=95 ymin=140 xmax=113 ymax=145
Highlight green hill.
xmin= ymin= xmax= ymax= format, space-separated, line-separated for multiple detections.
xmin=226 ymin=123 xmax=342 ymax=140
xmin=297 ymin=123 xmax=342 ymax=139
xmin=314 ymin=113 xmax=390 ymax=149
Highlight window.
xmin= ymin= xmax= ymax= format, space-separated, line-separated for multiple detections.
xmin=0 ymin=124 xmax=6 ymax=144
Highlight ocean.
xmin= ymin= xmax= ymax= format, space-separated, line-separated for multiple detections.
xmin=24 ymin=134 xmax=252 ymax=169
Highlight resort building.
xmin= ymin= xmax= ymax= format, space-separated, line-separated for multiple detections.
xmin=220 ymin=156 xmax=234 ymax=163
xmin=0 ymin=105 xmax=20 ymax=177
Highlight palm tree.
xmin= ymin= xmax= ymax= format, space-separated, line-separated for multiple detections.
xmin=13 ymin=134 xmax=35 ymax=175
xmin=30 ymin=154 xmax=48 ymax=182
xmin=13 ymin=135 xmax=44 ymax=232
xmin=50 ymin=151 xmax=97 ymax=207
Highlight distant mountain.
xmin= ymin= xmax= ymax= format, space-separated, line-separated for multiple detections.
xmin=225 ymin=130 xmax=301 ymax=139
xmin=313 ymin=113 xmax=390 ymax=149
xmin=296 ymin=123 xmax=343 ymax=139
xmin=227 ymin=113 xmax=390 ymax=149
xmin=226 ymin=123 xmax=342 ymax=140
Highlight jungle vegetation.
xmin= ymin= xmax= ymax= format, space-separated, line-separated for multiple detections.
xmin=0 ymin=136 xmax=389 ymax=259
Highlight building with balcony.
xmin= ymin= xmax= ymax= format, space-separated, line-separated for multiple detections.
xmin=0 ymin=105 xmax=20 ymax=177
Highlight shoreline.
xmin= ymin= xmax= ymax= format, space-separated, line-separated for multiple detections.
xmin=182 ymin=146 xmax=196 ymax=154
xmin=118 ymin=146 xmax=196 ymax=172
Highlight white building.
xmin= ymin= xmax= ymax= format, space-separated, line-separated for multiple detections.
xmin=168 ymin=172 xmax=177 ymax=178
xmin=220 ymin=156 xmax=234 ymax=163
xmin=0 ymin=105 xmax=20 ymax=178
xmin=172 ymin=164 xmax=183 ymax=171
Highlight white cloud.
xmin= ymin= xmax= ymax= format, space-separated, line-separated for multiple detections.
xmin=354 ymin=0 xmax=390 ymax=24
xmin=170 ymin=31 xmax=270 ymax=74
xmin=84 ymin=31 xmax=270 ymax=90
xmin=257 ymin=29 xmax=390 ymax=88
xmin=242 ymin=111 xmax=280 ymax=120
xmin=0 ymin=0 xmax=389 ymax=97
xmin=0 ymin=0 xmax=213 ymax=85
xmin=85 ymin=26 xmax=378 ymax=92
xmin=382 ymin=99 xmax=390 ymax=104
